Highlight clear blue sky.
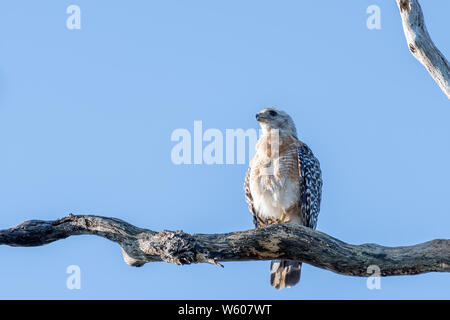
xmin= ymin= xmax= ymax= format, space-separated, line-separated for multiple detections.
xmin=0 ymin=0 xmax=449 ymax=299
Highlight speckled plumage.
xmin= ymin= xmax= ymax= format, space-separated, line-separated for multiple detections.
xmin=244 ymin=107 xmax=322 ymax=289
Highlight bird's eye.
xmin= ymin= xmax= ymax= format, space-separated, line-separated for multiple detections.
xmin=269 ymin=110 xmax=277 ymax=117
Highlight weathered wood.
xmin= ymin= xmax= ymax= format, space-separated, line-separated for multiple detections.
xmin=396 ymin=0 xmax=450 ymax=99
xmin=1 ymin=214 xmax=449 ymax=277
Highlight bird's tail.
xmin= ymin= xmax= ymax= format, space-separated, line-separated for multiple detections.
xmin=270 ymin=260 xmax=301 ymax=289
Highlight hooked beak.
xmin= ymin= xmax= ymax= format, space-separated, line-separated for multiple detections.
xmin=255 ymin=113 xmax=267 ymax=122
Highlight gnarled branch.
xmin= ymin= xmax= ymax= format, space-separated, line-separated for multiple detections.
xmin=1 ymin=214 xmax=449 ymax=277
xmin=396 ymin=0 xmax=450 ymax=99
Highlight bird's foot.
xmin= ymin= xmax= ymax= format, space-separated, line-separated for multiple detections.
xmin=266 ymin=213 xmax=290 ymax=225
xmin=266 ymin=217 xmax=280 ymax=225
xmin=279 ymin=212 xmax=290 ymax=223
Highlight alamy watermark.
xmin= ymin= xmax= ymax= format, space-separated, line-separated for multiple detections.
xmin=66 ymin=265 xmax=81 ymax=290
xmin=366 ymin=265 xmax=381 ymax=290
xmin=366 ymin=5 xmax=381 ymax=30
xmin=66 ymin=5 xmax=81 ymax=30
xmin=171 ymin=121 xmax=279 ymax=166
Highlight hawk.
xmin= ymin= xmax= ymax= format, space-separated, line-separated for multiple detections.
xmin=244 ymin=107 xmax=322 ymax=289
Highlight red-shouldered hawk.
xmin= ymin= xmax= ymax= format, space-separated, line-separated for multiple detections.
xmin=244 ymin=107 xmax=322 ymax=289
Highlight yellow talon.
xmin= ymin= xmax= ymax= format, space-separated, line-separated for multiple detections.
xmin=266 ymin=214 xmax=290 ymax=225
xmin=280 ymin=212 xmax=290 ymax=223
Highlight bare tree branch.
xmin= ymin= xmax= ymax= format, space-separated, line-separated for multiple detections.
xmin=396 ymin=0 xmax=450 ymax=99
xmin=0 ymin=214 xmax=449 ymax=277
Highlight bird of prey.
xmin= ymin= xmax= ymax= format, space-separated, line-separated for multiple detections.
xmin=244 ymin=107 xmax=322 ymax=289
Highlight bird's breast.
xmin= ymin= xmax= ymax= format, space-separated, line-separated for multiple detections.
xmin=249 ymin=154 xmax=300 ymax=220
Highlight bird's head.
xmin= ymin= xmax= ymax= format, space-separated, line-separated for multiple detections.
xmin=255 ymin=107 xmax=297 ymax=137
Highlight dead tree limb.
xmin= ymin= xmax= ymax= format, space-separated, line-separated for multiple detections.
xmin=396 ymin=0 xmax=450 ymax=99
xmin=0 ymin=214 xmax=449 ymax=277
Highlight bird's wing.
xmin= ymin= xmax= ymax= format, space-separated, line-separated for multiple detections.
xmin=298 ymin=143 xmax=323 ymax=229
xmin=244 ymin=167 xmax=265 ymax=228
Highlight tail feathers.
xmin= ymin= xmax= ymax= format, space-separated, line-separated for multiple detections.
xmin=270 ymin=260 xmax=301 ymax=290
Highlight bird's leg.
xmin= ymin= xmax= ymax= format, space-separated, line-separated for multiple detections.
xmin=266 ymin=212 xmax=290 ymax=225
xmin=279 ymin=212 xmax=290 ymax=223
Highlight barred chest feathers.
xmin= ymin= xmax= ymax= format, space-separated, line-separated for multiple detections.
xmin=249 ymin=132 xmax=301 ymax=223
